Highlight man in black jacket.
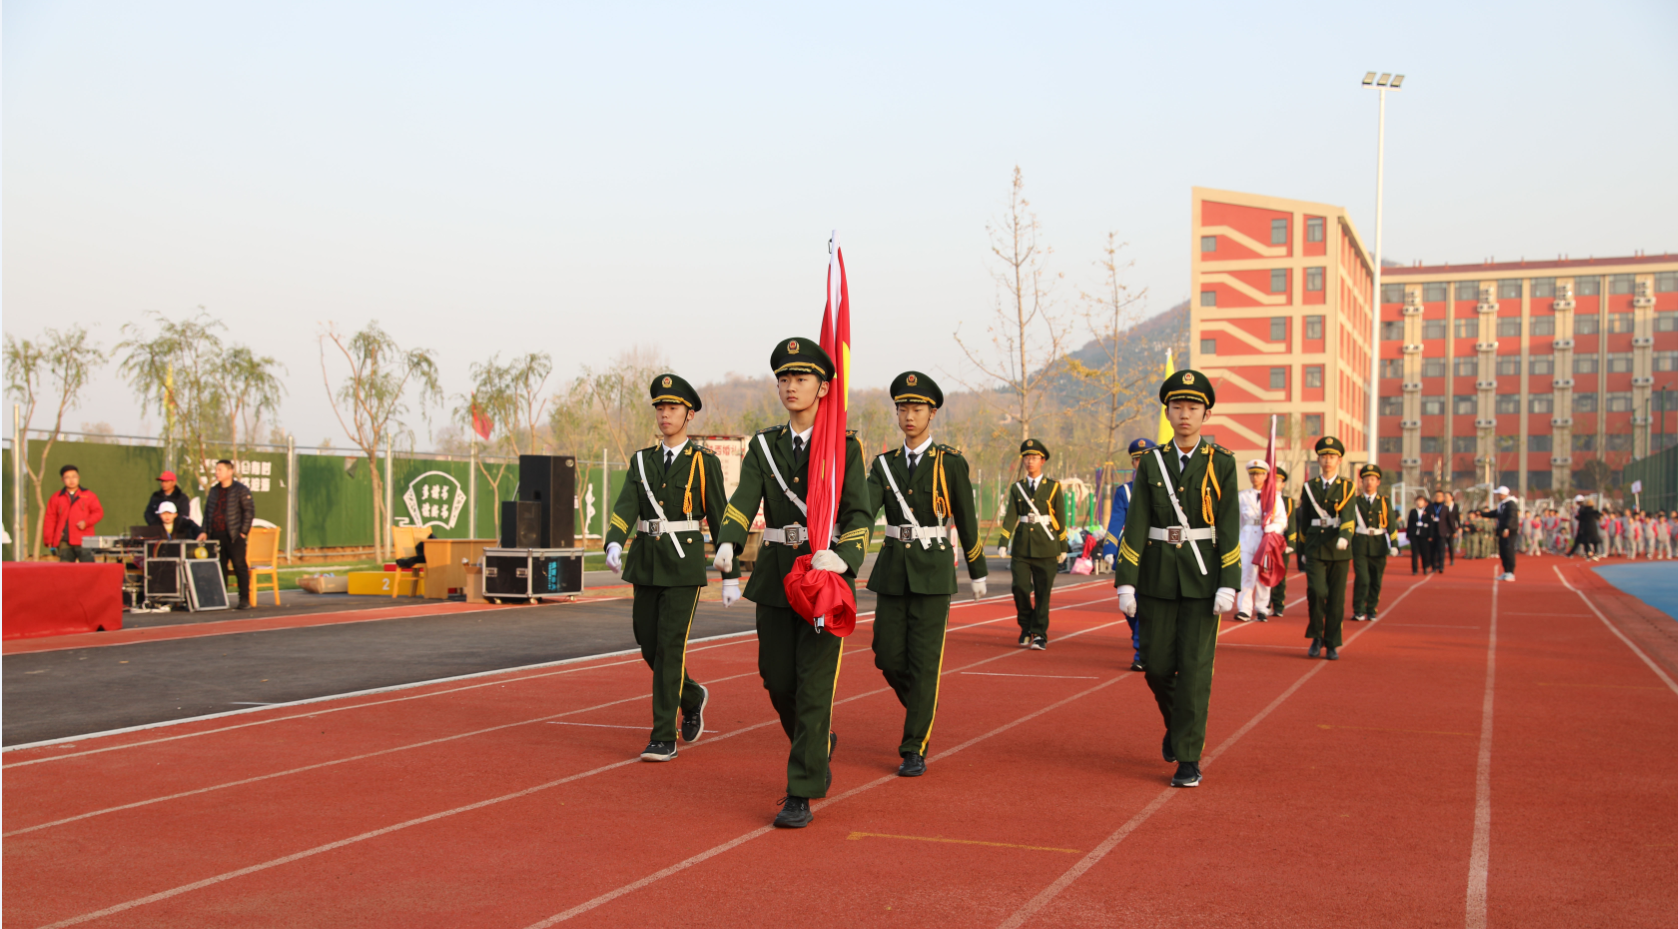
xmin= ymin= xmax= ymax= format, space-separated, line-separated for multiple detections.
xmin=144 ymin=471 xmax=192 ymax=526
xmin=1482 ymin=486 xmax=1519 ymax=581
xmin=1427 ymin=491 xmax=1454 ymax=574
xmin=197 ymin=460 xmax=256 ymax=609
xmin=1407 ymin=495 xmax=1433 ymax=574
xmin=1568 ymin=497 xmax=1602 ymax=559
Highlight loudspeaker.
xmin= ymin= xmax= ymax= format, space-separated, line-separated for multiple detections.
xmin=518 ymin=454 xmax=577 ymax=547
xmin=500 ymin=500 xmax=543 ymax=549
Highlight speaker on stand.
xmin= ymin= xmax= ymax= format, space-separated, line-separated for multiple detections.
xmin=518 ymin=454 xmax=577 ymax=548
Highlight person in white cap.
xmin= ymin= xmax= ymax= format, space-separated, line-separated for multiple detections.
xmin=1480 ymin=486 xmax=1519 ymax=580
xmin=154 ymin=500 xmax=200 ymax=541
xmin=1236 ymin=459 xmax=1286 ymax=621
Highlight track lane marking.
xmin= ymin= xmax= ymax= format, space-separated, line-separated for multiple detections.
xmin=846 ymin=832 xmax=1081 ymax=854
xmin=1317 ymin=724 xmax=1475 ymax=736
xmin=961 ymin=672 xmax=1100 ymax=680
xmin=1552 ymin=565 xmax=1678 ymax=697
xmin=1465 ymin=575 xmax=1499 ymax=929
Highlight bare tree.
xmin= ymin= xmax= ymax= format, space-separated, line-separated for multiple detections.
xmin=551 ymin=347 xmax=666 ymax=465
xmin=955 ymin=166 xmax=1068 ymax=453
xmin=216 ymin=345 xmax=287 ymax=463
xmin=5 ymin=327 xmax=103 ymax=557
xmin=320 ymin=322 xmax=441 ymax=559
xmin=1064 ymin=232 xmax=1153 ymax=467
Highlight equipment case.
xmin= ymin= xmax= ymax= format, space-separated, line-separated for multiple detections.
xmin=482 ymin=548 xmax=585 ymax=601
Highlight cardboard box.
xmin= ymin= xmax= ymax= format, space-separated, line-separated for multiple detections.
xmin=298 ymin=574 xmax=350 ymax=594
xmin=347 ymin=571 xmax=419 ymax=597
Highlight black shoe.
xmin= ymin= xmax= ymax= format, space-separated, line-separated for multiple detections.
xmin=1236 ymin=612 xmax=1251 ymax=622
xmin=773 ymin=795 xmax=812 ymax=828
xmin=1030 ymin=635 xmax=1047 ymax=651
xmin=1018 ymin=632 xmax=1032 ymax=648
xmin=1308 ymin=638 xmax=1322 ymax=658
xmin=897 ymin=753 xmax=926 ymax=777
xmin=1325 ymin=646 xmax=1340 ymax=660
xmin=1162 ymin=733 xmax=1176 ymax=764
xmin=680 ymin=684 xmax=708 ymax=743
xmin=1129 ymin=659 xmax=1145 ymax=673
xmin=1170 ymin=761 xmax=1202 ymax=788
xmin=639 ymin=740 xmax=677 ymax=762
xmin=1270 ymin=609 xmax=1284 ymax=618
xmin=1256 ymin=612 xmax=1269 ymax=623
xmin=234 ymin=599 xmax=254 ymax=611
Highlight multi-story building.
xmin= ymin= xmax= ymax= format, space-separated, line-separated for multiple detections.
xmin=1378 ymin=255 xmax=1678 ymax=497
xmin=1187 ymin=187 xmax=1375 ymax=473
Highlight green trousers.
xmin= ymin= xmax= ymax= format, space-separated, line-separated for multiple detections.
xmin=54 ymin=544 xmax=95 ymax=563
xmin=1305 ymin=557 xmax=1350 ymax=647
xmin=632 ymin=584 xmax=705 ymax=743
xmin=1139 ymin=594 xmax=1219 ymax=763
xmin=872 ymin=593 xmax=951 ymax=758
xmin=1010 ymin=555 xmax=1058 ymax=637
xmin=1351 ymin=545 xmax=1388 ymax=617
xmin=756 ymin=604 xmax=844 ymax=798
xmin=1271 ymin=560 xmax=1289 ymax=611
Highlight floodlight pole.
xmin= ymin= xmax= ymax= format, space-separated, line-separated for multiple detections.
xmin=1364 ymin=73 xmax=1399 ymax=467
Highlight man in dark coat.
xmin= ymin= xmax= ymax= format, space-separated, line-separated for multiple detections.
xmin=1568 ymin=496 xmax=1602 ymax=559
xmin=1482 ymin=486 xmax=1520 ymax=580
xmin=144 ymin=471 xmax=192 ymax=526
xmin=198 ymin=460 xmax=255 ymax=609
xmin=1407 ymin=494 xmax=1434 ymax=575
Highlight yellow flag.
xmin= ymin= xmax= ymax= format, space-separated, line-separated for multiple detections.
xmin=1156 ymin=348 xmax=1174 ymax=445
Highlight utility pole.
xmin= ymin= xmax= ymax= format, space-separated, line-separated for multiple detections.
xmin=1362 ymin=71 xmax=1405 ymax=466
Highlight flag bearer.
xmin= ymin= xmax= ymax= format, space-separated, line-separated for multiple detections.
xmin=997 ymin=439 xmax=1070 ymax=650
xmin=865 ymin=371 xmax=987 ymax=778
xmin=1104 ymin=438 xmax=1157 ymax=671
xmin=1350 ymin=464 xmax=1399 ymax=622
xmin=1236 ymin=460 xmax=1287 ymax=622
xmin=1270 ymin=464 xmax=1296 ymax=617
xmin=605 ymin=374 xmax=738 ymax=763
xmin=712 ymin=337 xmax=872 ymax=829
xmin=1299 ymin=437 xmax=1356 ymax=659
xmin=1114 ymin=369 xmax=1240 ymax=788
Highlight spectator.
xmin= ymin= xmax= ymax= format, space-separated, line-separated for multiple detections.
xmin=144 ymin=471 xmax=192 ymax=526
xmin=1407 ymin=494 xmax=1433 ymax=575
xmin=1568 ymin=496 xmax=1602 ymax=560
xmin=1445 ymin=492 xmax=1462 ymax=566
xmin=198 ymin=459 xmax=255 ymax=610
xmin=42 ymin=464 xmax=104 ymax=562
xmin=1428 ymin=491 xmax=1455 ymax=574
xmin=154 ymin=501 xmax=201 ymax=541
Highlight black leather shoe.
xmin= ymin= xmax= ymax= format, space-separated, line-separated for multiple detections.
xmin=639 ymin=740 xmax=677 ymax=762
xmin=1162 ymin=733 xmax=1176 ymax=764
xmin=1129 ymin=659 xmax=1146 ymax=673
xmin=1308 ymin=638 xmax=1322 ymax=658
xmin=1325 ymin=646 xmax=1340 ymax=660
xmin=1018 ymin=632 xmax=1032 ymax=648
xmin=1271 ymin=609 xmax=1285 ymax=618
xmin=897 ymin=753 xmax=926 ymax=777
xmin=234 ymin=600 xmax=254 ymax=611
xmin=1170 ymin=761 xmax=1202 ymax=787
xmin=773 ymin=795 xmax=812 ymax=828
xmin=1236 ymin=612 xmax=1251 ymax=622
xmin=680 ymin=684 xmax=708 ymax=743
xmin=1256 ymin=612 xmax=1269 ymax=623
xmin=1030 ymin=635 xmax=1047 ymax=651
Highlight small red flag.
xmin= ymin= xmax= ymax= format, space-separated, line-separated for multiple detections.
xmin=471 ymin=399 xmax=494 ymax=441
xmin=1256 ymin=414 xmax=1288 ymax=587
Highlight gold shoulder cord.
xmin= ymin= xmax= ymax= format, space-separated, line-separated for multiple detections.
xmin=1200 ymin=446 xmax=1221 ymax=524
xmin=932 ymin=448 xmax=950 ymax=519
xmin=682 ymin=452 xmax=705 ymax=517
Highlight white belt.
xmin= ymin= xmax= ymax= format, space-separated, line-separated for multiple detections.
xmin=1017 ymin=514 xmax=1053 ymax=526
xmin=1148 ymin=526 xmax=1215 ymax=544
xmin=1356 ymin=527 xmax=1389 ymax=536
xmin=760 ymin=524 xmax=837 ymax=546
xmin=637 ymin=519 xmax=700 ymax=536
xmin=1311 ymin=517 xmax=1342 ymax=528
xmin=884 ymin=524 xmax=948 ymax=543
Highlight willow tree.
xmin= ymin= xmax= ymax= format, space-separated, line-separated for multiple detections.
xmin=4 ymin=327 xmax=103 ymax=557
xmin=1065 ymin=232 xmax=1155 ymax=471
xmin=321 ymin=322 xmax=440 ymax=559
xmin=456 ymin=351 xmax=553 ymax=535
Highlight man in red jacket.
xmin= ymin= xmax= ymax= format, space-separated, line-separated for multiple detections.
xmin=42 ymin=464 xmax=104 ymax=562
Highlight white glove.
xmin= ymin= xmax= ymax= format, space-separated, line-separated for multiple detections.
xmin=1336 ymin=537 xmax=1349 ymax=551
xmin=1057 ymin=552 xmax=1067 ymax=564
xmin=1117 ymin=585 xmax=1137 ymax=617
xmin=810 ymin=549 xmax=846 ymax=573
xmin=605 ymin=542 xmax=623 ymax=574
xmin=713 ymin=542 xmax=734 ymax=573
xmin=1213 ymin=587 xmax=1236 ymax=614
xmin=970 ymin=577 xmax=987 ymax=601
xmin=997 ymin=546 xmax=1008 ymax=559
xmin=721 ymin=578 xmax=741 ymax=608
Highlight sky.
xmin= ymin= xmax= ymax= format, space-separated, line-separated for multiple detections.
xmin=5 ymin=0 xmax=1675 ymax=450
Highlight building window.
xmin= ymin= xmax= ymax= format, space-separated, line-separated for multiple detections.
xmin=1655 ymin=351 xmax=1678 ymax=372
xmin=1200 ymin=290 xmax=1217 ymax=307
xmin=1452 ymin=436 xmax=1477 ymax=453
xmin=1576 ymin=314 xmax=1600 ymax=335
xmin=1270 ymin=317 xmax=1287 ymax=341
xmin=1269 ymin=367 xmax=1287 ymax=390
xmin=1200 ymin=338 xmax=1217 ymax=355
xmin=1379 ymin=436 xmax=1402 ymax=454
xmin=1454 ymin=395 xmax=1477 ymax=415
xmin=1529 ymin=434 xmax=1552 ymax=452
xmin=1306 ymin=217 xmax=1325 ymax=242
xmin=1423 ymin=282 xmax=1447 ymax=302
xmin=1606 ymin=352 xmax=1633 ymax=373
xmin=1380 ymin=321 xmax=1404 ymax=340
xmin=1529 ymin=393 xmax=1554 ymax=413
xmin=1496 ymin=356 xmax=1520 ymax=376
xmin=1608 ymin=313 xmax=1634 ymax=334
xmin=1531 ymin=315 xmax=1555 ymax=336
xmin=1575 ymin=276 xmax=1600 ymax=296
xmin=1421 ymin=396 xmax=1445 ymax=416
xmin=1454 ymin=357 xmax=1479 ymax=377
xmin=1656 ymin=312 xmax=1677 ymax=332
xmin=1574 ymin=392 xmax=1598 ymax=413
xmin=1422 ymin=358 xmax=1446 ymax=378
xmin=1270 ymin=269 xmax=1288 ymax=294
xmin=1305 ymin=267 xmax=1325 ymax=292
xmin=1456 ymin=280 xmax=1480 ymax=301
xmin=1532 ymin=278 xmax=1556 ymax=298
xmin=1423 ymin=319 xmax=1446 ymax=340
xmin=1271 ymin=218 xmax=1288 ymax=245
xmin=1497 ymin=317 xmax=1521 ymax=338
xmin=1307 ymin=365 xmax=1325 ymax=388
xmin=1573 ymin=434 xmax=1596 ymax=452
xmin=1306 ymin=314 xmax=1324 ymax=339
xmin=1420 ymin=436 xmax=1441 ymax=454
xmin=1498 ymin=280 xmax=1522 ymax=299
xmin=1609 ymin=274 xmax=1635 ymax=295
xmin=1606 ymin=392 xmax=1634 ymax=412
xmin=1496 ymin=394 xmax=1520 ymax=414
xmin=1379 ymin=396 xmax=1403 ymax=415
xmin=1575 ymin=355 xmax=1599 ymax=374
xmin=1656 ymin=271 xmax=1678 ymax=293
xmin=1454 ymin=318 xmax=1479 ymax=339
xmin=1529 ymin=355 xmax=1554 ymax=376
xmin=1303 ymin=413 xmax=1322 ymax=436
xmin=1528 ymin=470 xmax=1552 ymax=490
xmin=1381 ymin=283 xmax=1405 ymax=304
xmin=1380 ymin=359 xmax=1404 ymax=378
xmin=1607 ymin=433 xmax=1633 ymax=452
xmin=1201 ymin=236 xmax=1217 ymax=253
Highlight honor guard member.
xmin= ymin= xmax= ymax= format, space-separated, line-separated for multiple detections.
xmin=1113 ymin=369 xmax=1240 ymax=788
xmin=1270 ymin=464 xmax=1295 ymax=617
xmin=605 ymin=374 xmax=738 ymax=763
xmin=1350 ymin=464 xmax=1399 ymax=622
xmin=712 ymin=337 xmax=872 ymax=829
xmin=1299 ymin=436 xmax=1356 ymax=659
xmin=865 ymin=371 xmax=987 ymax=778
xmin=1104 ymin=438 xmax=1158 ymax=671
xmin=997 ymin=439 xmax=1070 ymax=650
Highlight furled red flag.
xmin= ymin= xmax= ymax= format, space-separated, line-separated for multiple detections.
xmin=1256 ymin=414 xmax=1288 ymax=587
xmin=470 ymin=398 xmax=494 ymax=441
xmin=783 ymin=232 xmax=857 ymax=636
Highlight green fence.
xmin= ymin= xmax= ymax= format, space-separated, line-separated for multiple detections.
xmin=1624 ymin=443 xmax=1678 ymax=513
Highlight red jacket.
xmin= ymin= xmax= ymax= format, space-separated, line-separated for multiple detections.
xmin=43 ymin=487 xmax=104 ymax=548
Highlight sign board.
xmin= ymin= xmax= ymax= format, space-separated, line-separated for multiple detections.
xmin=397 ymin=470 xmax=468 ymax=531
xmin=1631 ymin=480 xmax=1643 ymax=494
xmin=185 ymin=560 xmax=231 ymax=611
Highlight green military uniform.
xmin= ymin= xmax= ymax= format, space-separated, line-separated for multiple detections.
xmin=716 ymin=338 xmax=872 ymax=804
xmin=865 ymin=372 xmax=986 ymax=770
xmin=1270 ymin=465 xmax=1294 ymax=616
xmin=998 ymin=438 xmax=1070 ymax=646
xmin=1299 ymin=437 xmax=1356 ymax=655
xmin=1350 ymin=464 xmax=1399 ymax=621
xmin=604 ymin=374 xmax=738 ymax=755
xmin=1113 ymin=370 xmax=1241 ymax=778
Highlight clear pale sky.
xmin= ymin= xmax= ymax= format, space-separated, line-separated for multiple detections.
xmin=5 ymin=1 xmax=1674 ymax=449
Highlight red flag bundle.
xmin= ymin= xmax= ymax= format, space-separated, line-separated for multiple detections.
xmin=783 ymin=233 xmax=857 ymax=637
xmin=470 ymin=398 xmax=494 ymax=441
xmin=1256 ymin=414 xmax=1288 ymax=587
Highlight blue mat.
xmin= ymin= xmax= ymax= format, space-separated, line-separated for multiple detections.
xmin=1593 ymin=563 xmax=1678 ymax=623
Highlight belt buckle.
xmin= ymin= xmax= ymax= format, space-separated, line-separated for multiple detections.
xmin=649 ymin=519 xmax=665 ymax=537
xmin=1167 ymin=527 xmax=1183 ymax=545
xmin=786 ymin=526 xmax=805 ymax=546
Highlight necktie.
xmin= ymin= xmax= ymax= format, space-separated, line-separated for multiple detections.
xmin=1180 ymin=454 xmax=1190 ymax=473
xmin=793 ymin=437 xmax=806 ymax=463
xmin=664 ymin=449 xmax=675 ymax=468
xmin=907 ymin=452 xmax=919 ymax=475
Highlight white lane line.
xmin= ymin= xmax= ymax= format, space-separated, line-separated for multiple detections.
xmin=227 ymin=702 xmax=276 ymax=706
xmin=996 ymin=574 xmax=1434 ymax=929
xmin=1552 ymin=565 xmax=1678 ymax=697
xmin=544 ymin=723 xmax=649 ymax=731
xmin=1379 ymin=623 xmax=1482 ymax=628
xmin=961 ymin=672 xmax=1100 ymax=680
xmin=1464 ymin=576 xmax=1499 ymax=929
xmin=1219 ymin=643 xmax=1309 ymax=650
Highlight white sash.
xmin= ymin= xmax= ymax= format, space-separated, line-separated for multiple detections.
xmin=1151 ymin=448 xmax=1208 ymax=576
xmin=634 ymin=450 xmax=684 ymax=558
xmin=878 ymin=454 xmax=933 ymax=550
xmin=758 ymin=433 xmax=808 ymax=517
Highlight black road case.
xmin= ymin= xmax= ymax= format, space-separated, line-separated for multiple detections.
xmin=482 ymin=548 xmax=585 ymax=601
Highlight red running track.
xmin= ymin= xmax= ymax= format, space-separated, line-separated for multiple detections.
xmin=4 ymin=562 xmax=1675 ymax=928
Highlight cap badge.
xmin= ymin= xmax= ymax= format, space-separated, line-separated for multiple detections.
xmin=662 ymin=376 xmax=672 ymax=388
xmin=787 ymin=340 xmax=800 ymax=354
xmin=1182 ymin=372 xmax=1195 ymax=385
xmin=906 ymin=374 xmax=917 ymax=386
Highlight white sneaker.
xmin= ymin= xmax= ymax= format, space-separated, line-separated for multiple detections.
xmin=1502 ymin=573 xmax=1515 ymax=581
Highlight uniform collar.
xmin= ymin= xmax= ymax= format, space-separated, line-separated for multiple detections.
xmin=788 ymin=423 xmax=813 ymax=444
xmin=660 ymin=438 xmax=688 ymax=459
xmin=903 ymin=435 xmax=934 ymax=458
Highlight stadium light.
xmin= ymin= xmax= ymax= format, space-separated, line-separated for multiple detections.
xmin=1364 ymin=70 xmax=1406 ymax=469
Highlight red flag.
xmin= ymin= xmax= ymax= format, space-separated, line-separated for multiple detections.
xmin=1256 ymin=414 xmax=1288 ymax=587
xmin=470 ymin=398 xmax=494 ymax=441
xmin=783 ymin=233 xmax=857 ymax=636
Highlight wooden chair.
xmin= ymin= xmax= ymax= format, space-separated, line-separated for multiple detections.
xmin=389 ymin=525 xmax=432 ymax=598
xmin=246 ymin=526 xmax=282 ymax=606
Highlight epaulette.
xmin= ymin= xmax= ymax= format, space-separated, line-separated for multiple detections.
xmin=695 ymin=444 xmax=717 ymax=456
xmin=936 ymin=443 xmax=962 ymax=455
xmin=1208 ymin=443 xmax=1233 ymax=458
xmin=846 ymin=429 xmax=858 ymax=437
xmin=756 ymin=425 xmax=787 ymax=436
